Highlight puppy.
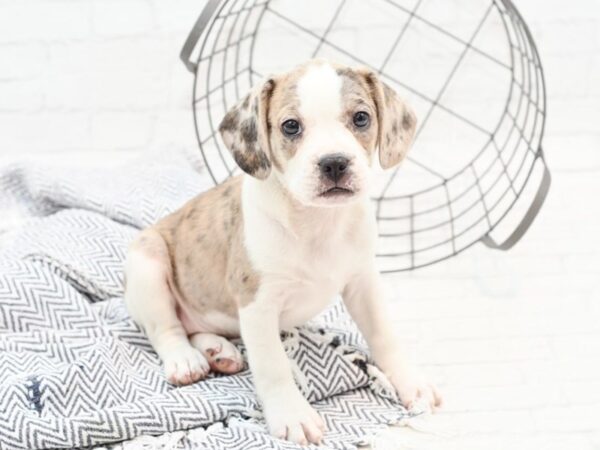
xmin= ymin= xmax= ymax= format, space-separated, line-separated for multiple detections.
xmin=125 ymin=59 xmax=441 ymax=445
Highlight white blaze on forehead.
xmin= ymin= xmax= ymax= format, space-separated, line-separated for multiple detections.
xmin=296 ymin=63 xmax=342 ymax=124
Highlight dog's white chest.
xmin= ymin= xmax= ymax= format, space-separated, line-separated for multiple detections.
xmin=242 ymin=175 xmax=376 ymax=328
xmin=276 ymin=238 xmax=358 ymax=328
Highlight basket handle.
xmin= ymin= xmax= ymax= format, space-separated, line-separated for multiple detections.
xmin=180 ymin=0 xmax=223 ymax=73
xmin=481 ymin=155 xmax=551 ymax=251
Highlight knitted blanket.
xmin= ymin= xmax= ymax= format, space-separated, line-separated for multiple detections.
xmin=0 ymin=153 xmax=411 ymax=450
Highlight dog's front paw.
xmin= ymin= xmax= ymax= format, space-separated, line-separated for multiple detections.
xmin=164 ymin=346 xmax=210 ymax=385
xmin=264 ymin=393 xmax=326 ymax=445
xmin=390 ymin=366 xmax=442 ymax=411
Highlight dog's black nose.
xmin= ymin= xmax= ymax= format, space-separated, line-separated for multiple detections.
xmin=318 ymin=154 xmax=350 ymax=183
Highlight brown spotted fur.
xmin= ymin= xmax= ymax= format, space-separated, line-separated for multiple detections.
xmin=153 ymin=176 xmax=258 ymax=317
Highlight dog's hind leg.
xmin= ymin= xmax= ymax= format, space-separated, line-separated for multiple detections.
xmin=125 ymin=228 xmax=209 ymax=385
xmin=190 ymin=333 xmax=244 ymax=374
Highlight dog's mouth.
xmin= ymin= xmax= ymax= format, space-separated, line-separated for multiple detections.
xmin=319 ymin=186 xmax=354 ymax=198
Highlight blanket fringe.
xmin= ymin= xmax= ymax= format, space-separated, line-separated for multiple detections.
xmin=365 ymin=412 xmax=458 ymax=450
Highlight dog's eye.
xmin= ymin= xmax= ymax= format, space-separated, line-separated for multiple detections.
xmin=353 ymin=111 xmax=370 ymax=128
xmin=281 ymin=119 xmax=302 ymax=137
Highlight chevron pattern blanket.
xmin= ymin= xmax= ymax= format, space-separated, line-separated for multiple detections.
xmin=0 ymin=154 xmax=411 ymax=450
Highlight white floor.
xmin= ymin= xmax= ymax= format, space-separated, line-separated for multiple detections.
xmin=376 ymin=165 xmax=600 ymax=449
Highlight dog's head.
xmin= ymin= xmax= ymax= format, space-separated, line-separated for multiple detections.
xmin=219 ymin=60 xmax=417 ymax=206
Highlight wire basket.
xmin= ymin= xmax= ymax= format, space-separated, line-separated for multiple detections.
xmin=180 ymin=0 xmax=550 ymax=273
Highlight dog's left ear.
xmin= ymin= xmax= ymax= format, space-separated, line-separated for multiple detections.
xmin=360 ymin=70 xmax=417 ymax=169
xmin=219 ymin=78 xmax=276 ymax=180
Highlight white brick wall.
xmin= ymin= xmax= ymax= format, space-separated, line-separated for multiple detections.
xmin=1 ymin=1 xmax=599 ymax=448
xmin=0 ymin=0 xmax=208 ymax=157
xmin=0 ymin=0 xmax=598 ymax=162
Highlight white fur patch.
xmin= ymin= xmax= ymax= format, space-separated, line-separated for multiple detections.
xmin=296 ymin=63 xmax=342 ymax=126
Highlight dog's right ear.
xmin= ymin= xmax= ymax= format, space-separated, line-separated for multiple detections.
xmin=219 ymin=79 xmax=276 ymax=180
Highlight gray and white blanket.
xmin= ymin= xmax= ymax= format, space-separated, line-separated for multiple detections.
xmin=0 ymin=153 xmax=412 ymax=450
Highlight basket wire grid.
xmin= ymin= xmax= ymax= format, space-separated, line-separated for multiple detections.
xmin=181 ymin=0 xmax=550 ymax=273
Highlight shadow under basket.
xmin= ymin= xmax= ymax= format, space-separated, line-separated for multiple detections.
xmin=180 ymin=0 xmax=550 ymax=273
